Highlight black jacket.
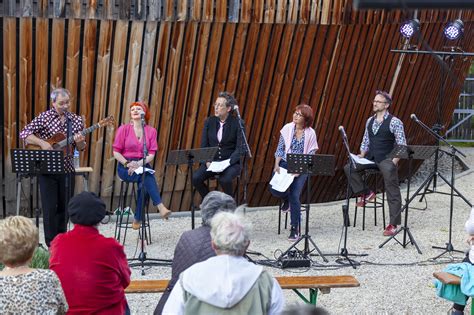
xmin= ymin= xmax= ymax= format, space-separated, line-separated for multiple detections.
xmin=200 ymin=115 xmax=242 ymax=165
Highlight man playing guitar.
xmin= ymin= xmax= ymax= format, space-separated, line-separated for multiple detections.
xmin=20 ymin=88 xmax=86 ymax=247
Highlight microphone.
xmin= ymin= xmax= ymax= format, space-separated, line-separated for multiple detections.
xmin=233 ymin=105 xmax=242 ymax=120
xmin=139 ymin=110 xmax=145 ymax=119
xmin=410 ymin=114 xmax=419 ymax=122
xmin=338 ymin=125 xmax=348 ymax=139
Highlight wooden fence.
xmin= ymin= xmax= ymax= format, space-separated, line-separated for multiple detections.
xmin=1 ymin=0 xmax=474 ymax=214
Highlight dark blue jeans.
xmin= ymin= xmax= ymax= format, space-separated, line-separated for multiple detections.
xmin=117 ymin=163 xmax=162 ymax=221
xmin=269 ymin=160 xmax=308 ymax=226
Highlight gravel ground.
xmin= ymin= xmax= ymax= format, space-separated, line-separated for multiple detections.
xmin=40 ymin=147 xmax=474 ymax=314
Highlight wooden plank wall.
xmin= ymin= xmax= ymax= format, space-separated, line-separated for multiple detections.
xmin=2 ymin=0 xmax=474 ymax=214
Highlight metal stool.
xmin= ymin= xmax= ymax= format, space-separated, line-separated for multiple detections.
xmin=114 ymin=179 xmax=152 ymax=245
xmin=277 ymin=200 xmax=308 ymax=235
xmin=353 ymin=168 xmax=386 ymax=230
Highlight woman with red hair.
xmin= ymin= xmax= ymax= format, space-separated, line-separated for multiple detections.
xmin=269 ymin=104 xmax=318 ymax=241
xmin=113 ymin=102 xmax=171 ymax=229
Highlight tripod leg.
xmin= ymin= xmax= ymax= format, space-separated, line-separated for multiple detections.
xmin=308 ymin=237 xmax=328 ymax=262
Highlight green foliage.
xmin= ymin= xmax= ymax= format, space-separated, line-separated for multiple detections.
xmin=0 ymin=246 xmax=50 ymax=271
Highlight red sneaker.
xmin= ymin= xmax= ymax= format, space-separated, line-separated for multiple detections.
xmin=383 ymin=224 xmax=398 ymax=236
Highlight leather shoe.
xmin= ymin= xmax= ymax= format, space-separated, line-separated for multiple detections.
xmin=383 ymin=224 xmax=398 ymax=236
xmin=132 ymin=220 xmax=141 ymax=230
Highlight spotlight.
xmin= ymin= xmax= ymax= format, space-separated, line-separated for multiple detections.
xmin=399 ymin=19 xmax=420 ymax=39
xmin=444 ymin=19 xmax=464 ymax=40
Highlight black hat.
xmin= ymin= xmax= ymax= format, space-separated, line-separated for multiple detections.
xmin=68 ymin=192 xmax=106 ymax=226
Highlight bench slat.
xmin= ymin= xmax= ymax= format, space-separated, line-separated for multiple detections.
xmin=125 ymin=275 xmax=360 ymax=294
xmin=433 ymin=272 xmax=461 ymax=285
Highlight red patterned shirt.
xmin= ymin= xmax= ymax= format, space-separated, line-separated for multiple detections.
xmin=20 ymin=109 xmax=84 ymax=172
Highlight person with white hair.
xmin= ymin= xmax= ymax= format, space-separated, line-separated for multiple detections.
xmin=154 ymin=191 xmax=237 ymax=314
xmin=163 ymin=211 xmax=285 ymax=314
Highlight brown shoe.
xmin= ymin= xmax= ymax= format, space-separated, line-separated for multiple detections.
xmin=132 ymin=220 xmax=141 ymax=230
xmin=157 ymin=204 xmax=171 ymax=220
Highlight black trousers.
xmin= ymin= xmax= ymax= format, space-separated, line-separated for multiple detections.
xmin=192 ymin=163 xmax=241 ymax=198
xmin=38 ymin=173 xmax=75 ymax=247
xmin=344 ymin=158 xmax=402 ymax=226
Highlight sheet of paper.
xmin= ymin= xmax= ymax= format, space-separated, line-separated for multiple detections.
xmin=134 ymin=167 xmax=156 ymax=175
xmin=350 ymin=153 xmax=375 ymax=165
xmin=207 ymin=159 xmax=231 ymax=173
xmin=270 ymin=167 xmax=295 ymax=192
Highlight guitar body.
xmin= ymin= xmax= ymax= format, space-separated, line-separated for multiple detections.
xmin=26 ymin=133 xmax=67 ymax=151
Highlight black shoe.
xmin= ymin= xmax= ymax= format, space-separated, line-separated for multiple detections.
xmin=288 ymin=225 xmax=300 ymax=242
xmin=281 ymin=200 xmax=290 ymax=213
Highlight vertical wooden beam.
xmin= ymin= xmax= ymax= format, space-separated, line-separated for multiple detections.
xmin=71 ymin=0 xmax=82 ymax=18
xmin=3 ymin=18 xmax=17 ymax=203
xmin=192 ymin=0 xmax=202 ymax=21
xmin=90 ymin=20 xmax=113 ymax=195
xmin=177 ymin=0 xmax=188 ymax=21
xmin=264 ymin=0 xmax=276 ymax=23
xmin=65 ymin=19 xmax=82 ymax=113
xmin=20 ymin=0 xmax=34 ymax=17
xmin=19 ymin=18 xmax=33 ymax=130
xmin=34 ymin=18 xmax=49 ymax=115
xmin=215 ymin=0 xmax=227 ymax=22
xmin=50 ymin=19 xmax=66 ymax=90
xmin=148 ymin=0 xmax=161 ymax=21
xmin=138 ymin=21 xmax=158 ymax=102
xmin=203 ymin=0 xmax=214 ymax=22
xmin=53 ymin=0 xmax=66 ymax=18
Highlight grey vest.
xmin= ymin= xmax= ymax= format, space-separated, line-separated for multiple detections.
xmin=181 ymin=270 xmax=274 ymax=315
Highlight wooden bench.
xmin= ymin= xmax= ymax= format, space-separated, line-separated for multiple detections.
xmin=433 ymin=271 xmax=473 ymax=315
xmin=125 ymin=275 xmax=360 ymax=305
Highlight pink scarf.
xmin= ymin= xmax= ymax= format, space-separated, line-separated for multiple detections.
xmin=280 ymin=122 xmax=318 ymax=154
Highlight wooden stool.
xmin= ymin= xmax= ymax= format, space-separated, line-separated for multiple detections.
xmin=353 ymin=168 xmax=386 ymax=230
xmin=114 ymin=179 xmax=152 ymax=245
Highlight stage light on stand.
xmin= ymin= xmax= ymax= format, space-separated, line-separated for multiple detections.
xmin=444 ymin=19 xmax=464 ymax=40
xmin=399 ymin=19 xmax=420 ymax=39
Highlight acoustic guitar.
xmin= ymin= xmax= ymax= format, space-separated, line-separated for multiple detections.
xmin=26 ymin=116 xmax=115 ymax=152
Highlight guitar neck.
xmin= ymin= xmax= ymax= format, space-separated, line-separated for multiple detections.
xmin=57 ymin=124 xmax=100 ymax=148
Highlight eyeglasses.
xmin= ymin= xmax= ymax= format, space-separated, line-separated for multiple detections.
xmin=373 ymin=100 xmax=388 ymax=104
xmin=294 ymin=112 xmax=303 ymax=117
xmin=56 ymin=100 xmax=70 ymax=106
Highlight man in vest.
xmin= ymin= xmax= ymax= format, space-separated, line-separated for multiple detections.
xmin=344 ymin=90 xmax=407 ymax=237
xmin=162 ymin=211 xmax=285 ymax=314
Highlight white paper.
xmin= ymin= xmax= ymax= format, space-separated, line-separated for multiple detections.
xmin=207 ymin=159 xmax=231 ymax=173
xmin=134 ymin=167 xmax=156 ymax=175
xmin=350 ymin=153 xmax=375 ymax=165
xmin=270 ymin=167 xmax=295 ymax=192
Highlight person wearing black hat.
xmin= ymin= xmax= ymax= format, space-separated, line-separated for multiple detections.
xmin=49 ymin=192 xmax=131 ymax=314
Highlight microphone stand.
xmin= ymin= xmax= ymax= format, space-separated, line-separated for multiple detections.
xmin=411 ymin=115 xmax=472 ymax=259
xmin=129 ymin=114 xmax=172 ymax=275
xmin=234 ymin=106 xmax=252 ymax=205
xmin=65 ymin=114 xmax=72 ymax=230
xmin=337 ymin=127 xmax=360 ymax=269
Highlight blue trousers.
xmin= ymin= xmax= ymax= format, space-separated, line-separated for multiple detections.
xmin=117 ymin=164 xmax=162 ymax=221
xmin=269 ymin=160 xmax=308 ymax=226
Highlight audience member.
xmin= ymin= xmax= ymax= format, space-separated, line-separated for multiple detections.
xmin=163 ymin=211 xmax=285 ymax=314
xmin=49 ymin=192 xmax=131 ymax=314
xmin=0 ymin=216 xmax=68 ymax=314
xmin=154 ymin=191 xmax=237 ymax=314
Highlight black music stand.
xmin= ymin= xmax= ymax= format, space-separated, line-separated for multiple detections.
xmin=166 ymin=147 xmax=218 ymax=229
xmin=11 ymin=149 xmax=64 ymax=248
xmin=276 ymin=154 xmax=335 ymax=266
xmin=379 ymin=145 xmax=437 ymax=254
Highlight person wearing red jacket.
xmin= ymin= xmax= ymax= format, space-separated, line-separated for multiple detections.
xmin=50 ymin=191 xmax=131 ymax=314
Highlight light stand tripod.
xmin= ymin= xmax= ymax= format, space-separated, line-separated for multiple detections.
xmin=128 ymin=117 xmax=171 ymax=275
xmin=166 ymin=147 xmax=218 ymax=229
xmin=276 ymin=154 xmax=335 ymax=267
xmin=338 ymin=127 xmax=362 ymax=268
xmin=11 ymin=149 xmax=65 ymax=249
xmin=379 ymin=145 xmax=437 ymax=254
xmin=411 ymin=115 xmax=472 ymax=259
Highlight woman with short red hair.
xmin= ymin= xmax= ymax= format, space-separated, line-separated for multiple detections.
xmin=113 ymin=102 xmax=171 ymax=229
xmin=269 ymin=104 xmax=318 ymax=241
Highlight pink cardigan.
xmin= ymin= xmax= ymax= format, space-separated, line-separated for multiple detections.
xmin=280 ymin=122 xmax=318 ymax=154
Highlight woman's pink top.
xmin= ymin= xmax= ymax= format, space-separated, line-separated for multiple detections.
xmin=113 ymin=123 xmax=158 ymax=159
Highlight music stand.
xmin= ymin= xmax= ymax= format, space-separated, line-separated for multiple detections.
xmin=166 ymin=147 xmax=218 ymax=229
xmin=379 ymin=145 xmax=437 ymax=254
xmin=276 ymin=154 xmax=335 ymax=266
xmin=11 ymin=149 xmax=64 ymax=248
